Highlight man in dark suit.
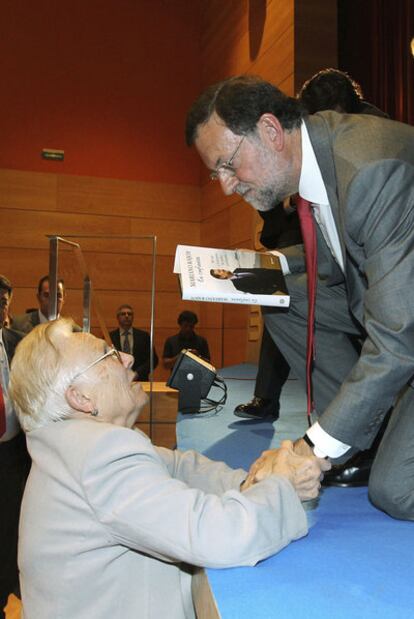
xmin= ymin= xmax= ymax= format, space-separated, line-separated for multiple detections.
xmin=12 ymin=275 xmax=66 ymax=333
xmin=186 ymin=75 xmax=414 ymax=520
xmin=110 ymin=304 xmax=158 ymax=381
xmin=210 ymin=267 xmax=286 ymax=295
xmin=0 ymin=275 xmax=31 ymax=617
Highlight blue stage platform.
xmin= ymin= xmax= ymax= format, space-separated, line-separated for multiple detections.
xmin=176 ymin=364 xmax=414 ymax=619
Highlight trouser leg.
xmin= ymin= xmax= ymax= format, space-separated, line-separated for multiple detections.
xmin=254 ymin=325 xmax=290 ymax=401
xmin=263 ymin=272 xmax=362 ymax=416
xmin=369 ymin=384 xmax=414 ymax=520
xmin=0 ymin=434 xmax=30 ymax=616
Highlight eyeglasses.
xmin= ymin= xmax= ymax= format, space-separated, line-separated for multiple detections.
xmin=209 ymin=135 xmax=245 ymax=181
xmin=72 ymin=347 xmax=122 ymax=381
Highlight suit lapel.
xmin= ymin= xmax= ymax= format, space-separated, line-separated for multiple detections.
xmin=304 ymin=115 xmax=347 ymax=272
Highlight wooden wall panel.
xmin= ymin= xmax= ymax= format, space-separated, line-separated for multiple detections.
xmin=57 ymin=174 xmax=201 ymax=222
xmin=0 ymin=169 xmax=58 ymax=211
xmin=0 ymin=164 xmax=206 ymax=384
xmin=294 ymin=0 xmax=338 ymax=93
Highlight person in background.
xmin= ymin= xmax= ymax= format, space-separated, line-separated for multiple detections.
xmin=110 ymin=304 xmax=158 ymax=381
xmin=12 ymin=275 xmax=66 ymax=333
xmin=0 ymin=274 xmax=30 ymax=618
xmin=298 ymin=67 xmax=388 ymax=117
xmin=10 ymin=318 xmax=324 ymax=619
xmin=163 ymin=310 xmax=210 ymax=370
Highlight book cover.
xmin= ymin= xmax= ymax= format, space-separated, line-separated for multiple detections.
xmin=174 ymin=245 xmax=290 ymax=307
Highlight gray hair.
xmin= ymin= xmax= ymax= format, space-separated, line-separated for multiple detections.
xmin=9 ymin=318 xmax=98 ymax=432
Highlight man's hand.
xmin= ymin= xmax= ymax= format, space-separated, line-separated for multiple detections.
xmin=293 ymin=438 xmax=332 ymax=472
xmin=242 ymin=440 xmax=328 ymax=501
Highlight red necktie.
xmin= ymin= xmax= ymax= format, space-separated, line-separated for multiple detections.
xmin=296 ymin=196 xmax=317 ymax=425
xmin=0 ymin=382 xmax=6 ymax=437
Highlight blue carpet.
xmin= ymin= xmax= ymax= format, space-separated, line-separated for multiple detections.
xmin=176 ymin=363 xmax=414 ymax=619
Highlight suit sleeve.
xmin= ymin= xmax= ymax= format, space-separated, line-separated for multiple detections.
xmin=135 ymin=332 xmax=158 ymax=378
xmin=319 ymin=160 xmax=414 ymax=448
xmin=199 ymin=337 xmax=210 ymax=360
xmin=82 ymin=428 xmax=307 ymax=568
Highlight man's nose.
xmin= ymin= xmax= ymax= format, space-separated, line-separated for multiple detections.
xmin=218 ymin=172 xmax=239 ymax=196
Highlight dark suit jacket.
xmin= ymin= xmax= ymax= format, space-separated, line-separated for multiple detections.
xmin=110 ymin=327 xmax=158 ymax=381
xmin=12 ymin=311 xmax=81 ymax=334
xmin=2 ymin=326 xmax=23 ymax=364
xmin=231 ymin=268 xmax=286 ymax=295
xmin=11 ymin=310 xmax=40 ymax=334
xmin=305 ymin=111 xmax=414 ymax=449
xmin=259 ymin=202 xmax=302 ymax=250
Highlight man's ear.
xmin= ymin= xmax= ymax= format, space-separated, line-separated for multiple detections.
xmin=65 ymin=385 xmax=94 ymax=414
xmin=257 ymin=113 xmax=285 ymax=151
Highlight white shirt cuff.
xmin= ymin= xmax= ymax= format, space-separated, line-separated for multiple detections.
xmin=268 ymin=250 xmax=290 ymax=275
xmin=307 ymin=422 xmax=351 ymax=459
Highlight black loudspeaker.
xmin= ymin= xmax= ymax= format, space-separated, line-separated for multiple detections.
xmin=166 ymin=350 xmax=217 ymax=413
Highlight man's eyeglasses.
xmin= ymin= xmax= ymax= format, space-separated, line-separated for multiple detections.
xmin=209 ymin=135 xmax=245 ymax=181
xmin=72 ymin=347 xmax=123 ymax=381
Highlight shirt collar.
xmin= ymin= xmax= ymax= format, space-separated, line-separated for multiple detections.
xmin=39 ymin=310 xmax=49 ymax=324
xmin=299 ymin=121 xmax=329 ymax=205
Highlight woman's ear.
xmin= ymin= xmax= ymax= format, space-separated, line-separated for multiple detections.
xmin=65 ymin=385 xmax=94 ymax=414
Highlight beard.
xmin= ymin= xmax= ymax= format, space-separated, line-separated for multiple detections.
xmin=235 ymin=141 xmax=296 ymax=212
xmin=236 ymin=180 xmax=291 ymax=212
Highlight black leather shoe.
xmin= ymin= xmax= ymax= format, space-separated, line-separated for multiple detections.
xmin=322 ymin=452 xmax=373 ymax=488
xmin=234 ymin=397 xmax=279 ymax=420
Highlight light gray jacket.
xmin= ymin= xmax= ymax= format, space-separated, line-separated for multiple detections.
xmin=19 ymin=419 xmax=307 ymax=619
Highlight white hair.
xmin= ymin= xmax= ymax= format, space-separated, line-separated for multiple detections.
xmin=9 ymin=318 xmax=98 ymax=432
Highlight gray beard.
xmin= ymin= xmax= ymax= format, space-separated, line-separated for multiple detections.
xmin=239 ymin=185 xmax=287 ymax=212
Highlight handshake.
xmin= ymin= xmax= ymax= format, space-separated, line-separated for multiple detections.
xmin=242 ymin=439 xmax=331 ymax=501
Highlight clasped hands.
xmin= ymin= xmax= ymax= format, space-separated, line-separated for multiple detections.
xmin=242 ymin=439 xmax=331 ymax=501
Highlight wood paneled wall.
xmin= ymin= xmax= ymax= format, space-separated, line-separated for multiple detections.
xmin=1 ymin=1 xmax=337 ymax=377
xmin=0 ymin=168 xmax=207 ymax=381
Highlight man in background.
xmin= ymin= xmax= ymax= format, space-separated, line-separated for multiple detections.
xmin=110 ymin=304 xmax=158 ymax=381
xmin=12 ymin=275 xmax=66 ymax=333
xmin=0 ymin=274 xmax=30 ymax=617
xmin=163 ymin=310 xmax=210 ymax=370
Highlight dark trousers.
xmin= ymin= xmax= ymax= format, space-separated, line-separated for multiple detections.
xmin=254 ymin=326 xmax=290 ymax=402
xmin=0 ymin=433 xmax=31 ymax=617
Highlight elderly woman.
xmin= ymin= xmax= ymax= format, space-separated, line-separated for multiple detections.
xmin=10 ymin=319 xmax=321 ymax=619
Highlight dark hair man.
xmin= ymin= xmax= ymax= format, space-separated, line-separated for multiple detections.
xmin=299 ymin=68 xmax=387 ymax=117
xmin=12 ymin=275 xmax=66 ymax=334
xmin=210 ymin=267 xmax=285 ymax=295
xmin=186 ymin=74 xmax=414 ymax=521
xmin=0 ymin=274 xmax=31 ymax=616
xmin=109 ymin=304 xmax=158 ymax=382
xmin=163 ymin=311 xmax=210 ymax=370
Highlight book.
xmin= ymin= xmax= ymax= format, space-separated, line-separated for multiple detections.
xmin=174 ymin=245 xmax=290 ymax=307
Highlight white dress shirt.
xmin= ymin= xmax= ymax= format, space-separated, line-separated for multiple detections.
xmin=298 ymin=122 xmax=350 ymax=459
